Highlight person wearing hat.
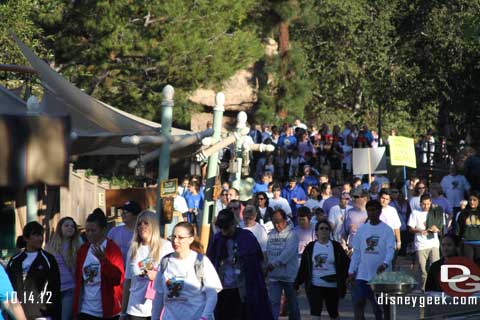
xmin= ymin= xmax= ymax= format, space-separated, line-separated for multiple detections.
xmin=341 ymin=188 xmax=368 ymax=254
xmin=207 ymin=209 xmax=274 ymax=320
xmin=328 ymin=191 xmax=353 ymax=243
xmin=107 ymin=200 xmax=142 ymax=263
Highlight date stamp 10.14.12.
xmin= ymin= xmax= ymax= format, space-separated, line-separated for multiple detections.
xmin=4 ymin=291 xmax=53 ymax=304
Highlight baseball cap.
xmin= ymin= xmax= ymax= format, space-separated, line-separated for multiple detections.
xmin=120 ymin=200 xmax=142 ymax=216
xmin=215 ymin=209 xmax=237 ymax=229
xmin=351 ymin=188 xmax=368 ymax=198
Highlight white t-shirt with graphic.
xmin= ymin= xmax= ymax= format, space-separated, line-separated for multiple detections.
xmin=349 ymin=222 xmax=396 ymax=281
xmin=125 ymin=241 xmax=173 ymax=316
xmin=311 ymin=241 xmax=337 ymax=288
xmin=22 ymin=251 xmax=37 ymax=280
xmin=407 ymin=210 xmax=440 ymax=251
xmin=152 ymin=251 xmax=222 ymax=320
xmin=80 ymin=240 xmax=107 ymax=317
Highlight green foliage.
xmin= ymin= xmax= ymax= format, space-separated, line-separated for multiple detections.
xmin=32 ymin=0 xmax=263 ymax=126
xmin=1 ymin=0 xmax=479 ymax=140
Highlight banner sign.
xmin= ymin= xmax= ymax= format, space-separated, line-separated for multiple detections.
xmin=388 ymin=136 xmax=416 ymax=168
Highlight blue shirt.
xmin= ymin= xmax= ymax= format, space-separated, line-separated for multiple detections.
xmin=186 ymin=193 xmax=204 ymax=211
xmin=281 ymin=185 xmax=307 ymax=215
xmin=253 ymin=182 xmax=269 ymax=194
xmin=0 ymin=266 xmax=14 ymax=320
xmin=302 ymin=175 xmax=319 ymax=192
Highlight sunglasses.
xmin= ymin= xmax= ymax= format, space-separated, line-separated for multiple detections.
xmin=353 ymin=195 xmax=361 ymax=199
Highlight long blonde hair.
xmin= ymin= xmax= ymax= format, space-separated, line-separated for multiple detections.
xmin=129 ymin=210 xmax=165 ymax=263
xmin=46 ymin=217 xmax=82 ymax=271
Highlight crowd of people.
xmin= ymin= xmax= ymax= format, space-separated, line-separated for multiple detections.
xmin=0 ymin=119 xmax=478 ymax=320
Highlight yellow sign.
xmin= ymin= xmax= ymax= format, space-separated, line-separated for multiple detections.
xmin=389 ymin=136 xmax=416 ymax=168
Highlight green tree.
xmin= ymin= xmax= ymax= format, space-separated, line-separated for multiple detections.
xmin=34 ymin=0 xmax=264 ymax=126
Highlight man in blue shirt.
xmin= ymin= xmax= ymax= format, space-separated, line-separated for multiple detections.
xmin=300 ymin=165 xmax=319 ymax=193
xmin=253 ymin=172 xmax=272 ymax=194
xmin=281 ymin=177 xmax=307 ymax=225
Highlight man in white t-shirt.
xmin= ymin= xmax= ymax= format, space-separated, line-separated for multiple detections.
xmin=407 ymin=194 xmax=440 ymax=291
xmin=269 ymin=184 xmax=292 ymax=217
xmin=440 ymin=165 xmax=471 ymax=212
xmin=379 ymin=190 xmax=402 ymax=251
xmin=348 ymin=200 xmax=395 ymax=320
xmin=242 ymin=205 xmax=268 ymax=254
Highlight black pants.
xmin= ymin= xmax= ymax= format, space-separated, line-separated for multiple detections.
xmin=128 ymin=316 xmax=151 ymax=320
xmin=307 ymin=285 xmax=339 ymax=318
xmin=215 ymin=288 xmax=246 ymax=320
xmin=78 ymin=313 xmax=119 ymax=320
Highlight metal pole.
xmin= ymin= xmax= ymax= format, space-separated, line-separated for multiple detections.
xmin=157 ymin=85 xmax=174 ymax=236
xmin=231 ymin=111 xmax=248 ymax=190
xmin=200 ymin=93 xmax=225 ymax=246
xmin=26 ymin=96 xmax=40 ymax=222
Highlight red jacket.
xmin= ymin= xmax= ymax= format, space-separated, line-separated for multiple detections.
xmin=73 ymin=239 xmax=124 ymax=318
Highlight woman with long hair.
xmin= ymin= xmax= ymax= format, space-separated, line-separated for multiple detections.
xmin=255 ymin=191 xmax=274 ymax=226
xmin=295 ymin=219 xmax=350 ymax=320
xmin=46 ymin=217 xmax=82 ymax=320
xmin=120 ymin=210 xmax=173 ymax=320
xmin=73 ymin=208 xmax=124 ymax=319
xmin=152 ymin=222 xmax=222 ymax=320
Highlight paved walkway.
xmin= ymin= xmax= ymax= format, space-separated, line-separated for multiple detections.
xmin=280 ymin=256 xmax=479 ymax=320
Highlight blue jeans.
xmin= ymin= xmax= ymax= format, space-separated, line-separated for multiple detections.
xmin=62 ymin=288 xmax=74 ymax=320
xmin=352 ymin=280 xmax=383 ymax=320
xmin=268 ymin=281 xmax=301 ymax=320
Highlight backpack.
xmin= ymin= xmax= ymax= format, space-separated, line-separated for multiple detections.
xmin=159 ymin=252 xmax=205 ymax=288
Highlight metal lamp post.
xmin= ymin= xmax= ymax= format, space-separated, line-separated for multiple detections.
xmin=200 ymin=92 xmax=225 ymax=244
xmin=157 ymin=85 xmax=174 ymax=235
xmin=26 ymin=95 xmax=40 ymax=222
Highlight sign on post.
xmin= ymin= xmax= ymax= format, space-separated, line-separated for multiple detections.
xmin=352 ymin=147 xmax=388 ymax=176
xmin=388 ymin=136 xmax=417 ymax=168
xmin=160 ymin=178 xmax=178 ymax=198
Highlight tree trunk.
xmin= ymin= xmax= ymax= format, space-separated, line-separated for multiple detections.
xmin=279 ymin=21 xmax=289 ymax=57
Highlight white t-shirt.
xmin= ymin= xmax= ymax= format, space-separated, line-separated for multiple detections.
xmin=311 ymin=241 xmax=337 ymax=288
xmin=244 ymin=223 xmax=268 ymax=252
xmin=125 ymin=241 xmax=173 ymax=316
xmin=380 ymin=206 xmax=402 ymax=230
xmin=152 ymin=251 xmax=222 ymax=320
xmin=22 ymin=251 xmax=37 ymax=280
xmin=348 ymin=222 xmax=396 ymax=281
xmin=81 ymin=240 xmax=107 ymax=317
xmin=440 ymin=174 xmax=470 ymax=207
xmin=328 ymin=205 xmax=352 ymax=242
xmin=407 ymin=210 xmax=440 ymax=251
xmin=269 ymin=198 xmax=292 ymax=215
xmin=174 ymin=196 xmax=189 ymax=214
